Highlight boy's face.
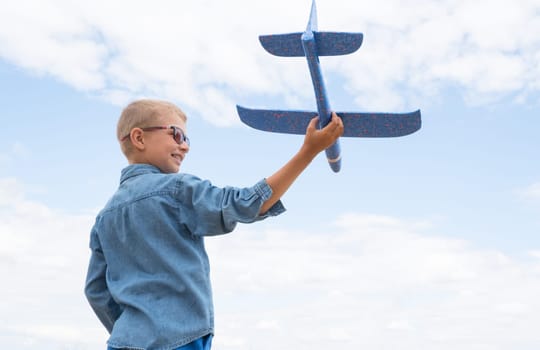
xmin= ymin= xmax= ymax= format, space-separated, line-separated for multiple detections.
xmin=143 ymin=112 xmax=189 ymax=174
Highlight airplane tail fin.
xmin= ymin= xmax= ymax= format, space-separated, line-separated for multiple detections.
xmin=307 ymin=0 xmax=318 ymax=32
xmin=259 ymin=32 xmax=363 ymax=57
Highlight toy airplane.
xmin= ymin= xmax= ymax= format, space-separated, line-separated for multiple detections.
xmin=236 ymin=0 xmax=421 ymax=172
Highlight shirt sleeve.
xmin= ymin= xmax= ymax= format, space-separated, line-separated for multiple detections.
xmin=84 ymin=228 xmax=123 ymax=333
xmin=178 ymin=175 xmax=286 ymax=236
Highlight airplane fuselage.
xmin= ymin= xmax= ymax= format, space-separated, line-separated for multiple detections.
xmin=301 ymin=30 xmax=342 ymax=172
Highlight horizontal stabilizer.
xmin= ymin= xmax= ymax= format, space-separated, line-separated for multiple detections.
xmin=259 ymin=32 xmax=363 ymax=57
xmin=237 ymin=106 xmax=421 ymax=137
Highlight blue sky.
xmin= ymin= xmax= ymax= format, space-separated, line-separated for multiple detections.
xmin=1 ymin=0 xmax=540 ymax=349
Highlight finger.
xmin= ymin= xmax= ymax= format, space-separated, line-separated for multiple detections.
xmin=326 ymin=113 xmax=343 ymax=137
xmin=306 ymin=116 xmax=319 ymax=132
xmin=332 ymin=112 xmax=343 ymax=125
xmin=334 ymin=112 xmax=344 ymax=126
xmin=332 ymin=113 xmax=344 ymax=132
xmin=326 ymin=113 xmax=340 ymax=130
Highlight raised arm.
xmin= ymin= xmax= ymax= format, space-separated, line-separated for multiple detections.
xmin=259 ymin=112 xmax=343 ymax=214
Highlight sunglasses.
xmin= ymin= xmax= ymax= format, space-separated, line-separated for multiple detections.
xmin=121 ymin=125 xmax=190 ymax=146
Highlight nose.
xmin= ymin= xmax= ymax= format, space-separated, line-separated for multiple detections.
xmin=180 ymin=141 xmax=189 ymax=153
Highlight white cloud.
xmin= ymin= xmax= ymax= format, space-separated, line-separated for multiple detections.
xmin=0 ymin=1 xmax=107 ymax=90
xmin=518 ymin=182 xmax=540 ymax=200
xmin=0 ymin=0 xmax=539 ymax=124
xmin=207 ymin=213 xmax=540 ymax=349
xmin=1 ymin=178 xmax=540 ymax=349
xmin=0 ymin=177 xmax=106 ymax=349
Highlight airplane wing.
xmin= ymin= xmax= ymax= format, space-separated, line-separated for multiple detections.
xmin=237 ymin=105 xmax=315 ymax=135
xmin=259 ymin=32 xmax=363 ymax=57
xmin=340 ymin=110 xmax=422 ymax=137
xmin=237 ymin=106 xmax=421 ymax=137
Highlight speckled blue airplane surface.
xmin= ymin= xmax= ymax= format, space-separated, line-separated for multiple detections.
xmin=236 ymin=0 xmax=422 ymax=172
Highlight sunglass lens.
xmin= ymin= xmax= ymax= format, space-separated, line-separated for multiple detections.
xmin=173 ymin=129 xmax=181 ymax=144
xmin=172 ymin=127 xmax=188 ymax=146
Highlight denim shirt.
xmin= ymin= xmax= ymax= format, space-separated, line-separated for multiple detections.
xmin=85 ymin=164 xmax=285 ymax=350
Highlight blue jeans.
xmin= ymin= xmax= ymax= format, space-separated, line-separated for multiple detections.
xmin=108 ymin=334 xmax=213 ymax=350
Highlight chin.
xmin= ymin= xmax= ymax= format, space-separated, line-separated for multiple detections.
xmin=158 ymin=165 xmax=180 ymax=174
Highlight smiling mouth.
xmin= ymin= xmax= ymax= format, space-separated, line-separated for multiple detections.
xmin=172 ymin=154 xmax=184 ymax=162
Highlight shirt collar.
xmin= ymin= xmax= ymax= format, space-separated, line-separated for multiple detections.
xmin=120 ymin=164 xmax=162 ymax=184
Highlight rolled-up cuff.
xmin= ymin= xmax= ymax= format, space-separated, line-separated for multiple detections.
xmin=254 ymin=179 xmax=287 ymax=217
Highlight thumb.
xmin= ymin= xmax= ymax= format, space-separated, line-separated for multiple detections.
xmin=307 ymin=116 xmax=319 ymax=132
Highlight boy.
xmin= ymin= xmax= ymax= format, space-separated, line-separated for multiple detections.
xmin=85 ymin=99 xmax=343 ymax=350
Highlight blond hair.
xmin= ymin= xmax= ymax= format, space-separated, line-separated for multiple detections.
xmin=117 ymin=99 xmax=187 ymax=156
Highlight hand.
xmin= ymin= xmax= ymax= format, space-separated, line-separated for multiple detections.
xmin=302 ymin=112 xmax=344 ymax=156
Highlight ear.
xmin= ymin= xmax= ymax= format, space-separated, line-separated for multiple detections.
xmin=130 ymin=128 xmax=146 ymax=150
